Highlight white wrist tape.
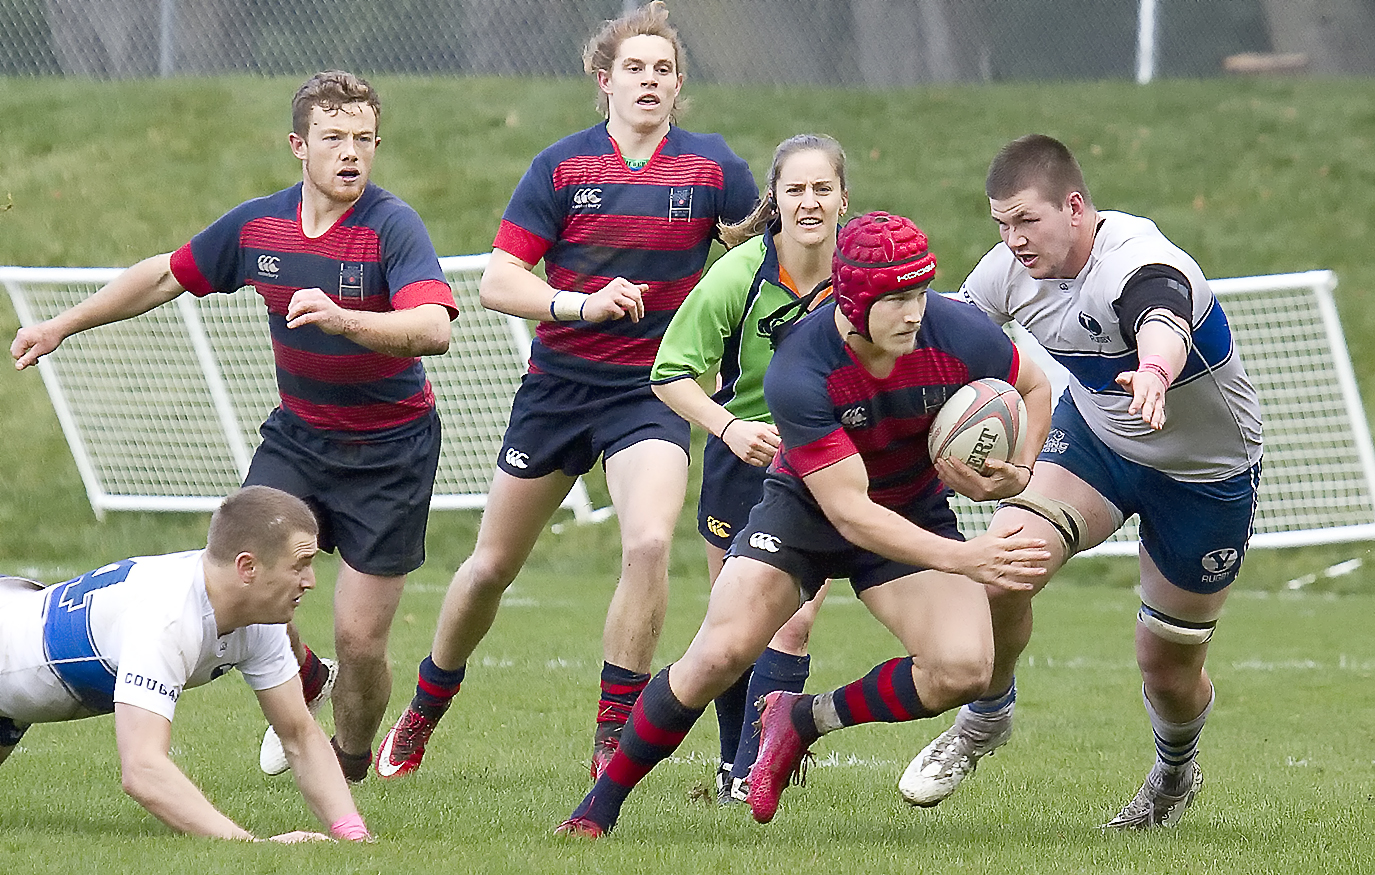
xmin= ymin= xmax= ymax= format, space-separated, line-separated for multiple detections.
xmin=550 ymin=290 xmax=589 ymax=322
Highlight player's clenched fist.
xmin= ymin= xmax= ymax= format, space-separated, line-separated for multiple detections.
xmin=286 ymin=287 xmax=358 ymax=335
xmin=582 ymin=278 xmax=647 ymax=323
xmin=10 ymin=321 xmax=69 ymax=369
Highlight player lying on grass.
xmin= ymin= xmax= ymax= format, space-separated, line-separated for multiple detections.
xmin=0 ymin=486 xmax=371 ymax=842
xmin=555 ymin=211 xmax=1054 ymax=837
xmin=901 ymin=134 xmax=1263 ymax=830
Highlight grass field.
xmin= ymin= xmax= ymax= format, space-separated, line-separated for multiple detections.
xmin=1 ymin=74 xmax=1374 ymax=872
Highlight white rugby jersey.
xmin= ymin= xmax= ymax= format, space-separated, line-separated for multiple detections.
xmin=959 ymin=211 xmax=1262 ymax=482
xmin=0 ymin=550 xmax=296 ymax=725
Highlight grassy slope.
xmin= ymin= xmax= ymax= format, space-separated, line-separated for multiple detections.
xmin=0 ymin=75 xmax=1372 ymax=872
xmin=2 ymin=74 xmax=1374 ymax=587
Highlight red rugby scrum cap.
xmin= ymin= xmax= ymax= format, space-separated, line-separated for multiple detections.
xmin=833 ymin=211 xmax=937 ymax=339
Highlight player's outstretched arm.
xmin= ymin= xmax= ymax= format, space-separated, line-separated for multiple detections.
xmin=284 ymin=290 xmax=451 ymax=357
xmin=257 ymin=680 xmax=370 ymax=841
xmin=11 ymin=253 xmax=185 ymax=370
xmin=805 ymin=455 xmax=1050 ymax=588
xmin=113 ymin=703 xmax=256 ymax=840
xmin=1115 ymin=307 xmax=1190 ymax=430
xmin=479 ymin=248 xmax=644 ymax=324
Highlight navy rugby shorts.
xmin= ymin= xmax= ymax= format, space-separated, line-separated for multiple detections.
xmin=243 ymin=407 xmax=441 ymax=577
xmin=497 ymin=373 xmax=689 ymax=478
xmin=1038 ymin=394 xmax=1260 ymax=594
xmin=698 ymin=433 xmax=769 ymax=550
xmin=728 ymin=477 xmax=963 ymax=599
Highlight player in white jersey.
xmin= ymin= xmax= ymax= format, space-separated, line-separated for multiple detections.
xmin=0 ymin=486 xmax=372 ymax=843
xmin=901 ymin=134 xmax=1262 ymax=829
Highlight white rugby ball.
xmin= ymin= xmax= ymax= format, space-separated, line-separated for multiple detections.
xmin=927 ymin=378 xmax=1027 ymax=473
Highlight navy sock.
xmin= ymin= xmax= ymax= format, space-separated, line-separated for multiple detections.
xmin=714 ymin=669 xmax=751 ymax=766
xmin=413 ymin=655 xmax=465 ymax=719
xmin=571 ymin=668 xmax=704 ymax=831
xmin=733 ymin=649 xmax=810 ymax=781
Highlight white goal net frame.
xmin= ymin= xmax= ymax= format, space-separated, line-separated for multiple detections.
xmin=5 ymin=265 xmax=1374 ymax=557
xmin=1 ymin=254 xmax=610 ymax=523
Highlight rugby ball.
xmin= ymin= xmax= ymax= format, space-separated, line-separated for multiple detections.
xmin=927 ymin=378 xmax=1027 ymax=473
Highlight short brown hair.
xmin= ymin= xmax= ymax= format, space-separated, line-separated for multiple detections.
xmin=292 ymin=70 xmax=381 ymax=138
xmin=582 ymin=0 xmax=686 ymax=121
xmin=986 ymin=134 xmax=1092 ymax=207
xmin=206 ymin=486 xmax=318 ymax=565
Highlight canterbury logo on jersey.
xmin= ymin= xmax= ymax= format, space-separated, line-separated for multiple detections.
xmin=706 ymin=516 xmax=731 ymax=539
xmin=504 ymin=448 xmax=529 ymax=469
xmin=841 ymin=406 xmax=868 ymax=428
xmin=257 ymin=255 xmax=281 ymax=278
xmin=748 ymin=532 xmax=781 ymax=553
xmin=571 ymin=187 xmax=602 ymax=208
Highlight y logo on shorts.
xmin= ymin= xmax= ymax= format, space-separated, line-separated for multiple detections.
xmin=749 ymin=532 xmax=781 ymax=553
xmin=706 ymin=517 xmax=732 ymax=539
xmin=504 ymin=448 xmax=530 ymax=469
xmin=1201 ymin=548 xmax=1239 ymax=582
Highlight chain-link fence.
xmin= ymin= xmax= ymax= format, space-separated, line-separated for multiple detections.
xmin=3 ymin=0 xmax=1373 ymax=83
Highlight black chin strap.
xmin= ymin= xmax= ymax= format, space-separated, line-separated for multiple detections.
xmin=757 ymin=279 xmax=833 ymax=349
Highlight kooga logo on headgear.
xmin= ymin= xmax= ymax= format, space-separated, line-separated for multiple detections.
xmin=897 ymin=263 xmax=934 ymax=283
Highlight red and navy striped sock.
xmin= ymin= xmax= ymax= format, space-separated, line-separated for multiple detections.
xmin=299 ymin=646 xmax=330 ymax=703
xmin=412 ymin=654 xmax=465 ymax=719
xmin=800 ymin=657 xmax=933 ymax=737
xmin=572 ymin=668 xmax=704 ymax=831
xmin=595 ymin=662 xmax=650 ymax=742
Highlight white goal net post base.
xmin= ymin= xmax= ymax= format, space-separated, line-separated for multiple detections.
xmin=6 ymin=264 xmax=1373 ymax=558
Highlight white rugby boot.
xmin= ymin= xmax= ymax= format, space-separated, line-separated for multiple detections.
xmin=899 ymin=710 xmax=1013 ymax=807
xmin=1102 ymin=760 xmax=1203 ymax=829
xmin=259 ymin=657 xmax=337 ymax=775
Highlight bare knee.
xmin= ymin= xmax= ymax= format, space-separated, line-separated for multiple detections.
xmin=459 ymin=549 xmax=523 ymax=597
xmin=1138 ymin=647 xmax=1207 ymax=707
xmin=919 ymin=647 xmax=995 ymax=712
xmin=335 ymin=627 xmax=389 ymax=669
xmin=620 ymin=528 xmax=673 ymax=581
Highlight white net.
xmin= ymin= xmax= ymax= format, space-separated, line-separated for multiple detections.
xmin=1 ymin=256 xmax=597 ymax=518
xmin=5 ymin=266 xmax=1373 ymax=553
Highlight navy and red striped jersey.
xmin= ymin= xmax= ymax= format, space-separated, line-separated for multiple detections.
xmin=493 ymin=122 xmax=757 ymax=388
xmin=764 ymin=295 xmax=1021 ymax=513
xmin=169 ymin=182 xmax=457 ymax=434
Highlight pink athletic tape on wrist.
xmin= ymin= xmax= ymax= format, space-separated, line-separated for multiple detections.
xmin=330 ymin=813 xmax=370 ymax=841
xmin=1138 ymin=353 xmax=1175 ymax=386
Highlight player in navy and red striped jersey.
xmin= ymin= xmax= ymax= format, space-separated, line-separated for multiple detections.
xmin=555 ymin=212 xmax=1055 ymax=837
xmin=11 ymin=71 xmax=458 ymax=784
xmin=376 ymin=1 xmax=756 ymax=782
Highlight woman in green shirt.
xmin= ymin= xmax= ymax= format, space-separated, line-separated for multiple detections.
xmin=651 ymin=134 xmax=847 ymax=803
